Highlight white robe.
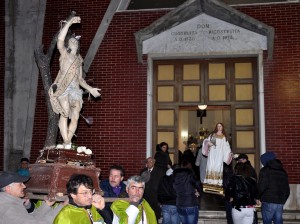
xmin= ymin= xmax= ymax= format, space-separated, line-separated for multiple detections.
xmin=202 ymin=134 xmax=232 ymax=186
xmin=112 ymin=205 xmax=148 ymax=224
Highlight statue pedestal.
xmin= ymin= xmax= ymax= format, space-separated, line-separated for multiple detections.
xmin=203 ymin=183 xmax=224 ymax=196
xmin=26 ymin=161 xmax=101 ymax=201
xmin=36 ymin=148 xmax=95 ymax=166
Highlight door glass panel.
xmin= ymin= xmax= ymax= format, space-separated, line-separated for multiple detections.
xmin=157 ymin=110 xmax=174 ymax=126
xmin=169 ymin=153 xmax=175 ymax=166
xmin=236 ymin=131 xmax=254 ymax=148
xmin=247 ymin=154 xmax=255 ymax=168
xmin=235 ymin=84 xmax=253 ymax=101
xmin=209 ymin=63 xmax=225 ymax=79
xmin=179 ymin=111 xmax=189 ymax=151
xmin=235 ymin=63 xmax=253 ymax=79
xmin=183 ymin=64 xmax=200 ymax=80
xmin=209 ymin=85 xmax=226 ymax=101
xmin=157 ymin=132 xmax=174 ymax=148
xmin=236 ymin=109 xmax=254 ymax=126
xmin=158 ymin=65 xmax=174 ymax=80
xmin=183 ymin=86 xmax=200 ymax=102
xmin=158 ymin=86 xmax=174 ymax=102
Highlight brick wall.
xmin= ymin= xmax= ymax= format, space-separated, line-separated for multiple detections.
xmin=2 ymin=1 xmax=299 ymax=182
xmin=236 ymin=4 xmax=300 ymax=184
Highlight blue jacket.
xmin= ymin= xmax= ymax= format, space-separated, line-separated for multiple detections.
xmin=99 ymin=179 xmax=128 ymax=224
xmin=100 ymin=179 xmax=127 ymax=198
xmin=17 ymin=168 xmax=30 ymax=177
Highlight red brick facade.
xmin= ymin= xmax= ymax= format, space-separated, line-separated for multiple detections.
xmin=236 ymin=4 xmax=300 ymax=184
xmin=1 ymin=1 xmax=300 ymax=183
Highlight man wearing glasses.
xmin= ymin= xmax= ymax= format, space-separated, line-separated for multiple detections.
xmin=53 ymin=174 xmax=105 ymax=224
xmin=111 ymin=175 xmax=157 ymax=224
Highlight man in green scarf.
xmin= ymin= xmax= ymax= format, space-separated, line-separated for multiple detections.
xmin=111 ymin=175 xmax=157 ymax=224
xmin=53 ymin=174 xmax=105 ymax=224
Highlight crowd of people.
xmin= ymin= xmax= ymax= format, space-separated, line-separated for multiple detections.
xmin=0 ymin=135 xmax=290 ymax=224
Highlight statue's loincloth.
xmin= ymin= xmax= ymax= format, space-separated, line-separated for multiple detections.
xmin=49 ymin=56 xmax=83 ymax=118
xmin=58 ymin=80 xmax=83 ymax=119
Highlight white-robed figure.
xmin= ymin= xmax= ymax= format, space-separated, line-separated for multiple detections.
xmin=202 ymin=122 xmax=232 ymax=186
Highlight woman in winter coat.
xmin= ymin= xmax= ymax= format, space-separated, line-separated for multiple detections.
xmin=154 ymin=142 xmax=172 ymax=171
xmin=225 ymin=162 xmax=258 ymax=224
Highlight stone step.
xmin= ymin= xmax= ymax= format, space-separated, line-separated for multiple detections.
xmin=158 ymin=210 xmax=300 ymax=224
xmin=198 ymin=219 xmax=300 ymax=224
xmin=157 ymin=194 xmax=300 ymax=224
xmin=198 ymin=210 xmax=300 ymax=224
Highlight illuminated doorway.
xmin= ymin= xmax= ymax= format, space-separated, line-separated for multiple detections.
xmin=152 ymin=58 xmax=259 ymax=169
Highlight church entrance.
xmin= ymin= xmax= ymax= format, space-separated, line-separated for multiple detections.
xmin=152 ymin=57 xmax=259 ymax=172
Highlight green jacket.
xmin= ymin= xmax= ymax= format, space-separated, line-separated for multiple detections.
xmin=111 ymin=199 xmax=157 ymax=224
xmin=53 ymin=204 xmax=104 ymax=224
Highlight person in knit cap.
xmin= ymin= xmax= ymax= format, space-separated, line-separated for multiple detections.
xmin=258 ymin=152 xmax=290 ymax=224
xmin=260 ymin=152 xmax=276 ymax=167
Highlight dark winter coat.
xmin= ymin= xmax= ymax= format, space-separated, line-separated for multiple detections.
xmin=258 ymin=159 xmax=290 ymax=204
xmin=173 ymin=168 xmax=201 ymax=207
xmin=154 ymin=150 xmax=172 ymax=171
xmin=225 ymin=175 xmax=258 ymax=210
xmin=142 ymin=166 xmax=165 ymax=219
xmin=245 ymin=161 xmax=258 ymax=181
xmin=158 ymin=174 xmax=177 ymax=205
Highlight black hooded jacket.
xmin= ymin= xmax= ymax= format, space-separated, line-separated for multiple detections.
xmin=173 ymin=168 xmax=201 ymax=207
xmin=225 ymin=175 xmax=258 ymax=210
xmin=258 ymin=159 xmax=290 ymax=204
xmin=158 ymin=173 xmax=177 ymax=205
